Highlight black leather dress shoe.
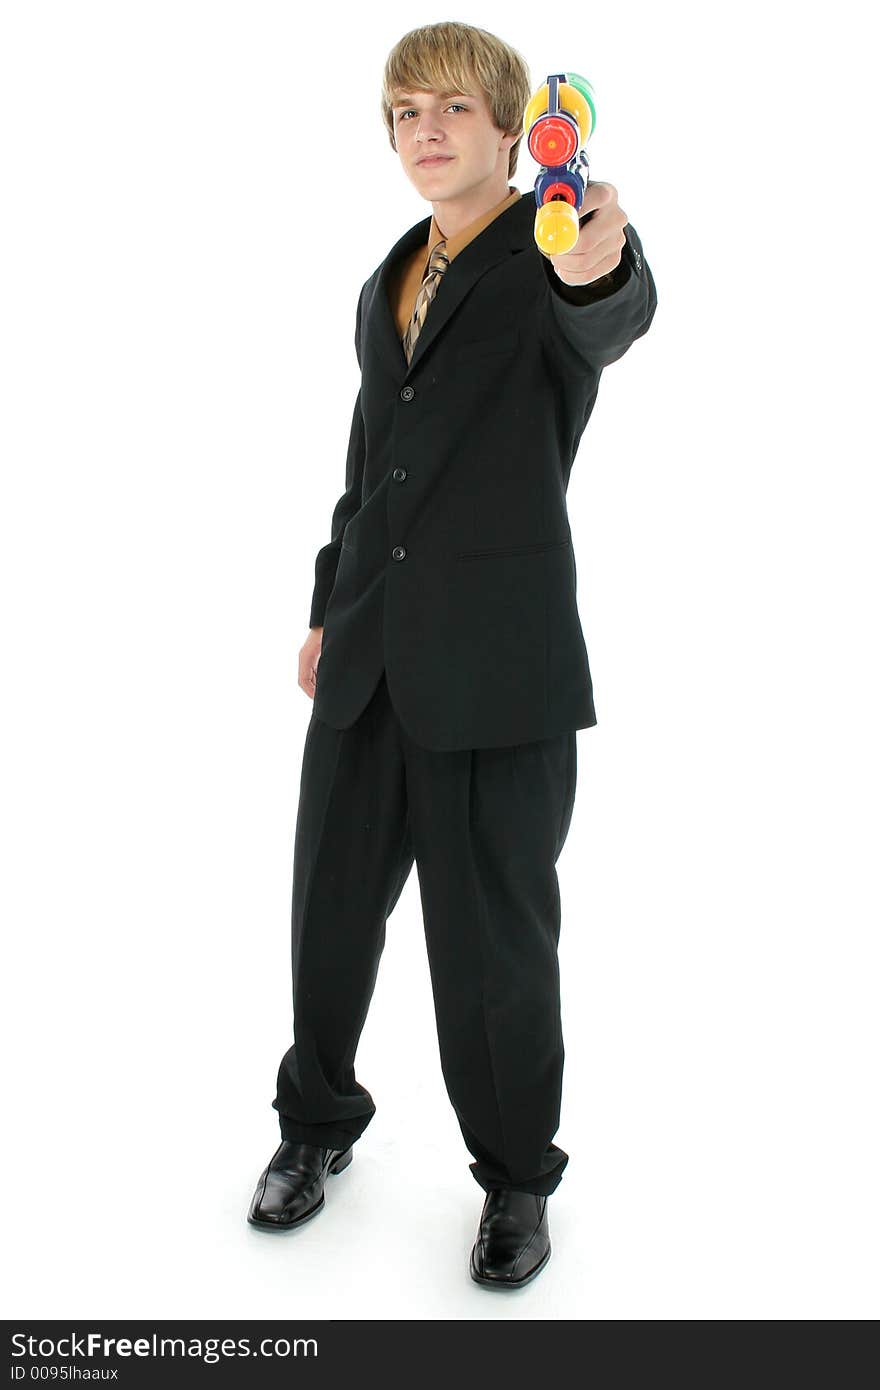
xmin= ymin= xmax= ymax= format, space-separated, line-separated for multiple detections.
xmin=247 ymin=1140 xmax=353 ymax=1230
xmin=469 ymin=1189 xmax=551 ymax=1288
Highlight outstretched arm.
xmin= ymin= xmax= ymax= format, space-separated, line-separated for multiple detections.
xmin=540 ymin=181 xmax=658 ymax=373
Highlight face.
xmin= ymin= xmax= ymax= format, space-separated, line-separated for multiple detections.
xmin=390 ymin=86 xmax=517 ymax=204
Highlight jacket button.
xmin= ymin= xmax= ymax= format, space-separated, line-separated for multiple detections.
xmin=392 ymin=545 xmax=407 ymax=561
xmin=392 ymin=467 xmax=407 ymax=482
xmin=400 ymin=385 xmax=415 ymax=401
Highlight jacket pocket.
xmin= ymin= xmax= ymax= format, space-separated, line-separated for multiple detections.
xmin=456 ymin=537 xmax=571 ymax=561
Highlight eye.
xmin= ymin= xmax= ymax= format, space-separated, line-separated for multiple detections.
xmin=398 ymin=104 xmax=468 ymax=120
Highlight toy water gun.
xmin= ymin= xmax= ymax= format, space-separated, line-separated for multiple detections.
xmin=523 ymin=71 xmax=597 ymax=256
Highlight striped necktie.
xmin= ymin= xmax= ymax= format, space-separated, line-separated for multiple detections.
xmin=402 ymin=239 xmax=449 ymax=366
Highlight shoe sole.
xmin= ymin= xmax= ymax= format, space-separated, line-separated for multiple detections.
xmin=247 ymin=1145 xmax=353 ymax=1231
xmin=469 ymin=1242 xmax=551 ymax=1289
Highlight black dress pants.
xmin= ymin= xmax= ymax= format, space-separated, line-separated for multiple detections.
xmin=273 ymin=670 xmax=578 ymax=1196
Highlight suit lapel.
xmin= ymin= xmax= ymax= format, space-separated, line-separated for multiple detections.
xmin=372 ymin=213 xmax=431 ymax=379
xmin=371 ymin=192 xmax=533 ymax=381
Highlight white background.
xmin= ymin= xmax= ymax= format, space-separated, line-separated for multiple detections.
xmin=2 ymin=0 xmax=877 ymax=1321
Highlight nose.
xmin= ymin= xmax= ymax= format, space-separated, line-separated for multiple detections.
xmin=414 ymin=116 xmax=444 ymax=142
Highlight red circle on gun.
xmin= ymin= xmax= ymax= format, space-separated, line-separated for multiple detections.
xmin=528 ymin=115 xmax=578 ymax=167
xmin=541 ymin=182 xmax=577 ymax=207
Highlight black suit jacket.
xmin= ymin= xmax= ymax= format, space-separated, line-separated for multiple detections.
xmin=308 ymin=190 xmax=657 ymax=751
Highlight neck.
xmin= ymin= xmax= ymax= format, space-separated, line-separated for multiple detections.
xmin=431 ymin=173 xmax=513 ymax=240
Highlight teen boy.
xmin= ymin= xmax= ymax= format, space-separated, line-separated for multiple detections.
xmin=248 ymin=22 xmax=657 ymax=1290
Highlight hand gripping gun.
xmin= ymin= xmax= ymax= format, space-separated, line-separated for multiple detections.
xmin=524 ymin=71 xmax=597 ymax=256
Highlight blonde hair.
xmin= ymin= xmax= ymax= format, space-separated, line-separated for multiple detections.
xmin=380 ymin=22 xmax=532 ymax=179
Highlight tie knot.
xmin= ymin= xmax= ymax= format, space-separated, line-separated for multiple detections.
xmin=428 ymin=240 xmax=449 ymax=276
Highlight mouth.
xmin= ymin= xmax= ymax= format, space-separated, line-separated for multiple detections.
xmin=417 ymin=155 xmax=454 ymax=167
